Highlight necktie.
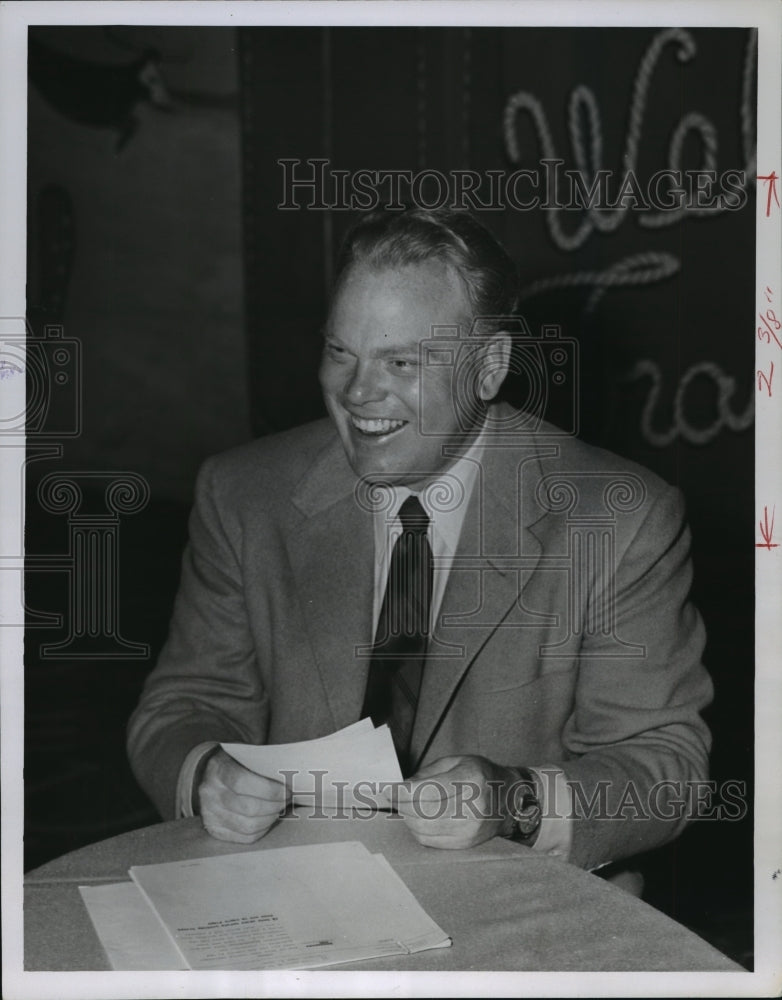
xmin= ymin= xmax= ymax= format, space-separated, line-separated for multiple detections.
xmin=361 ymin=494 xmax=433 ymax=776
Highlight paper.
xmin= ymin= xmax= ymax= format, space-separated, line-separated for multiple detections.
xmin=121 ymin=841 xmax=450 ymax=970
xmin=79 ymin=882 xmax=188 ymax=970
xmin=221 ymin=720 xmax=404 ymax=808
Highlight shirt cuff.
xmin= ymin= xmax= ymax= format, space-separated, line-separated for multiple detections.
xmin=175 ymin=741 xmax=220 ymax=818
xmin=528 ymin=765 xmax=573 ymax=861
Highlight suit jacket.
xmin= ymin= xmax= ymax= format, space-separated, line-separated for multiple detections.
xmin=127 ymin=403 xmax=712 ymax=870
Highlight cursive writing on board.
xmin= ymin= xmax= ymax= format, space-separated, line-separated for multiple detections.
xmin=503 ymin=28 xmax=757 ymax=447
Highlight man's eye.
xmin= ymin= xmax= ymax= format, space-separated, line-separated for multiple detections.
xmin=325 ymin=342 xmax=348 ymax=360
xmin=389 ymin=358 xmax=417 ymax=372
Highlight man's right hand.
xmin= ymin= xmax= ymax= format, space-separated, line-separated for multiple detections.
xmin=198 ymin=748 xmax=291 ymax=843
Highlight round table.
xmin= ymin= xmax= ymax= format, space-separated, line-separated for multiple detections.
xmin=24 ymin=812 xmax=742 ymax=972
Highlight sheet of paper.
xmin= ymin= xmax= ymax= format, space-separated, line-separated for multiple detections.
xmin=221 ymin=721 xmax=403 ymax=808
xmin=79 ymin=882 xmax=188 ymax=970
xmin=129 ymin=841 xmax=450 ymax=970
xmin=368 ymin=854 xmax=453 ymax=952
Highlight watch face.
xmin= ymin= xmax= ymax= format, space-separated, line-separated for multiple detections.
xmin=513 ymin=786 xmax=542 ymax=836
xmin=516 ymin=800 xmax=542 ymax=836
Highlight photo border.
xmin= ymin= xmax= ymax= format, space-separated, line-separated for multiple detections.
xmin=2 ymin=2 xmax=780 ymax=997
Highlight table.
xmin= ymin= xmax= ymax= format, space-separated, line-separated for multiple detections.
xmin=24 ymin=812 xmax=741 ymax=972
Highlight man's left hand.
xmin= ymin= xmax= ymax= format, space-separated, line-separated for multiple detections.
xmin=390 ymin=754 xmax=519 ymax=849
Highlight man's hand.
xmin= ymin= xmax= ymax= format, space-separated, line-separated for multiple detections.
xmin=391 ymin=754 xmax=520 ymax=849
xmin=198 ymin=748 xmax=291 ymax=843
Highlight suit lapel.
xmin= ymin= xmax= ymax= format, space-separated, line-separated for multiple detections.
xmin=409 ymin=423 xmax=554 ymax=767
xmin=287 ymin=436 xmax=375 ymax=731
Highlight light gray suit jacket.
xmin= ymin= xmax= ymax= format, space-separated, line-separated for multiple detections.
xmin=127 ymin=403 xmax=712 ymax=870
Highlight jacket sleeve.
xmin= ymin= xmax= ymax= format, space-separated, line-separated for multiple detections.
xmin=127 ymin=457 xmax=270 ymax=819
xmin=556 ymin=484 xmax=713 ymax=870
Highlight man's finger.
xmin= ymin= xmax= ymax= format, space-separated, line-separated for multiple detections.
xmin=394 ymin=774 xmax=457 ymax=805
xmin=221 ymin=788 xmax=288 ymax=819
xmin=407 ymin=756 xmax=464 ymax=781
xmin=211 ymin=753 xmax=290 ymax=801
xmin=201 ymin=815 xmax=272 ymax=844
xmin=410 ymin=831 xmax=482 ymax=850
xmin=200 ymin=799 xmax=280 ymax=839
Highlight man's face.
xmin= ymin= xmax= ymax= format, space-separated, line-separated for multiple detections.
xmin=320 ymin=259 xmax=489 ymax=486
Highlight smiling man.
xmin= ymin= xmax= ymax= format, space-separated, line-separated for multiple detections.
xmin=320 ymin=254 xmax=505 ymax=484
xmin=128 ymin=208 xmax=712 ymax=873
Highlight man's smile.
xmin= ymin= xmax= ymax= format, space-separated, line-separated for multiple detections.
xmin=349 ymin=414 xmax=409 ymax=437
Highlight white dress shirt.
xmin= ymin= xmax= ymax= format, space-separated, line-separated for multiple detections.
xmin=369 ymin=431 xmax=485 ymax=639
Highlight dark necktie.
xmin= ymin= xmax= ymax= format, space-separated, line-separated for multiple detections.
xmin=361 ymin=494 xmax=433 ymax=776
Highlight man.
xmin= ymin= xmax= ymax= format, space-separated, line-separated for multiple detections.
xmin=127 ymin=208 xmax=712 ymax=873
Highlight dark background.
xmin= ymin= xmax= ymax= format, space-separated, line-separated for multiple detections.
xmin=23 ymin=25 xmax=755 ymax=968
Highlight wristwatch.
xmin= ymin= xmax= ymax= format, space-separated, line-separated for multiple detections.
xmin=506 ymin=767 xmax=543 ymax=843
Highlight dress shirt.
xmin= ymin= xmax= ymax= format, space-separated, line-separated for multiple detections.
xmin=369 ymin=431 xmax=484 ymax=639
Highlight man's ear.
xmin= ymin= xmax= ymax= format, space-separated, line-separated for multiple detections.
xmin=477 ymin=331 xmax=512 ymax=401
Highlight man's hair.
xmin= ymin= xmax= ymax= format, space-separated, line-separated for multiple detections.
xmin=334 ymin=208 xmax=519 ymax=333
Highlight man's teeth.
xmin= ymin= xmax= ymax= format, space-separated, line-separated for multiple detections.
xmin=350 ymin=416 xmax=406 ymax=435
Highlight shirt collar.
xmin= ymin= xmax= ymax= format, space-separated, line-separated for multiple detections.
xmin=373 ymin=424 xmax=487 ymax=556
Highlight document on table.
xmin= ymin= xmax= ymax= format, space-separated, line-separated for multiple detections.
xmin=221 ymin=720 xmax=404 ymax=808
xmin=80 ymin=841 xmax=451 ymax=970
xmin=79 ymin=882 xmax=187 ymax=970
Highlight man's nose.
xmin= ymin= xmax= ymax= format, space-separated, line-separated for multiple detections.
xmin=343 ymin=360 xmax=386 ymax=404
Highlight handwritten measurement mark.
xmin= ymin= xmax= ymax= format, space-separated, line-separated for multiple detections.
xmin=757 ymin=359 xmax=775 ymax=397
xmin=756 ymin=506 xmax=779 ymax=549
xmin=758 ymin=289 xmax=779 ymax=393
xmin=758 ymin=289 xmax=781 ymax=349
xmin=758 ymin=309 xmax=781 ymax=348
xmin=757 ymin=171 xmax=780 ymax=217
